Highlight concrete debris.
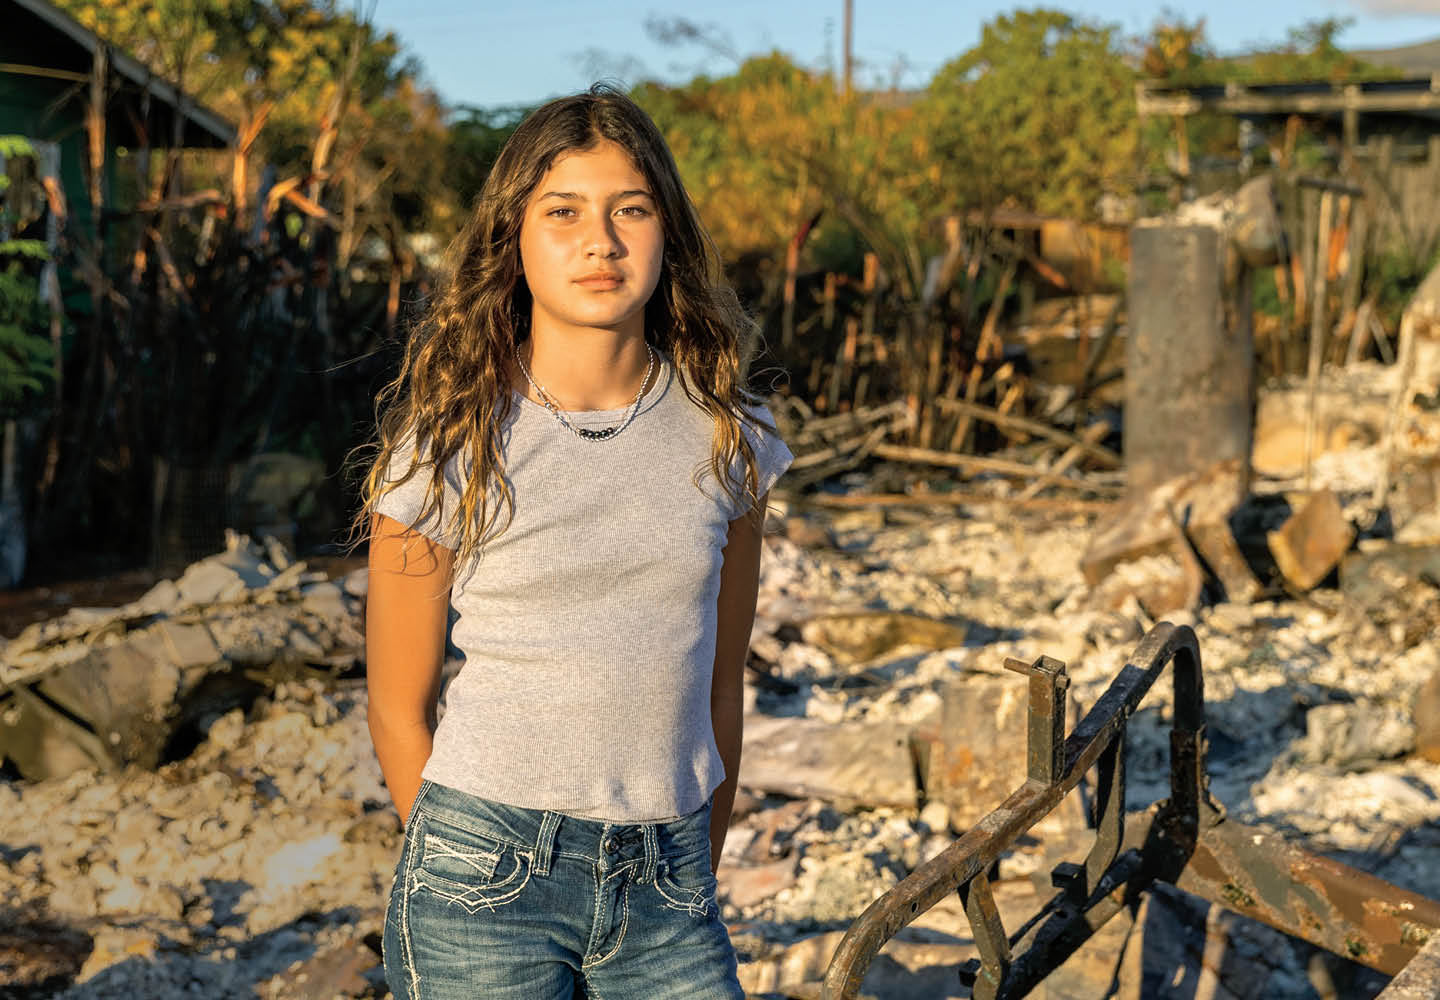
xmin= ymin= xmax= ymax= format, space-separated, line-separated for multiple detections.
xmin=1295 ymin=700 xmax=1416 ymax=767
xmin=741 ymin=716 xmax=918 ymax=809
xmin=0 ymin=532 xmax=362 ymax=782
xmin=1341 ymin=543 xmax=1440 ymax=610
xmin=1267 ymin=489 xmax=1356 ymax=592
xmin=3 ymin=422 xmax=1440 ymax=998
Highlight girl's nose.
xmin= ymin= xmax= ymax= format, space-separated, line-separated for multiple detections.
xmin=584 ymin=216 xmax=621 ymax=258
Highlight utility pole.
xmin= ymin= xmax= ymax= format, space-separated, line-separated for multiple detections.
xmin=843 ymin=0 xmax=853 ymax=99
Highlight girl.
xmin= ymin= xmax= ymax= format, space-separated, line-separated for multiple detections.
xmin=361 ymin=84 xmax=792 ymax=1000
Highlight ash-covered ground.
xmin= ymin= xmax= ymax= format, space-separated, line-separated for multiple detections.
xmin=1 ymin=469 xmax=1437 ymax=998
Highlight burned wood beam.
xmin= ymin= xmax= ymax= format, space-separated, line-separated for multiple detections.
xmin=870 ymin=444 xmax=1095 ymax=482
xmin=934 ymin=398 xmax=1121 ymax=467
xmin=780 ymin=491 xmax=1117 ymax=515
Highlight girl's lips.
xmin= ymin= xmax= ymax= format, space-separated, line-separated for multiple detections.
xmin=576 ymin=275 xmax=623 ymax=288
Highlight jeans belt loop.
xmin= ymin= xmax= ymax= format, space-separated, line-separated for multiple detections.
xmin=640 ymin=824 xmax=660 ymax=885
xmin=533 ymin=810 xmax=561 ymax=877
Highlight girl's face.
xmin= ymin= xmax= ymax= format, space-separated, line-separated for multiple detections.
xmin=518 ymin=139 xmax=664 ymax=342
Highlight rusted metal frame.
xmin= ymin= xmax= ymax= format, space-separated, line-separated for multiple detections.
xmin=821 ymin=624 xmax=1206 ymax=999
xmin=1177 ymin=816 xmax=1440 ymax=976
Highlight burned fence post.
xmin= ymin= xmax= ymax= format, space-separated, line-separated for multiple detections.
xmin=1126 ymin=223 xmax=1254 ymax=497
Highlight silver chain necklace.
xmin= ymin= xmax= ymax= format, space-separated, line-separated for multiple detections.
xmin=515 ymin=342 xmax=656 ymax=442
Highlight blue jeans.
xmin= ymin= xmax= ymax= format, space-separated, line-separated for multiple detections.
xmin=382 ymin=779 xmax=744 ymax=999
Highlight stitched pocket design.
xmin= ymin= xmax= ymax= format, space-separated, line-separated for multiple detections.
xmin=409 ymin=820 xmax=532 ymax=913
xmin=654 ymin=858 xmax=716 ymax=918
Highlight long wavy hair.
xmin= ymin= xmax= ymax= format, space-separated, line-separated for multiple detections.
xmin=357 ymin=83 xmax=769 ymax=567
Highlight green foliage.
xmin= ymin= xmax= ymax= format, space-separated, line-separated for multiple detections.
xmin=1251 ymin=266 xmax=1286 ymax=319
xmin=0 ymin=260 xmax=54 ymax=412
xmin=635 ymin=54 xmax=938 ymax=293
xmin=0 ymin=136 xmax=34 ymax=161
xmin=919 ymin=9 xmax=1138 ymax=221
xmin=1372 ymin=246 xmax=1440 ymax=319
xmin=0 ymin=137 xmax=54 ymax=413
xmin=51 ymin=0 xmax=458 ymax=236
xmin=444 ymin=105 xmax=533 ymax=214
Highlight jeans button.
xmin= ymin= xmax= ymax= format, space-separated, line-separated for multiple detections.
xmin=603 ymin=836 xmax=618 ymax=855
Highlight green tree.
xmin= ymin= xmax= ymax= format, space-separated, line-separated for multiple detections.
xmin=919 ymin=9 xmax=1138 ymax=220
xmin=52 ymin=0 xmax=458 ymax=238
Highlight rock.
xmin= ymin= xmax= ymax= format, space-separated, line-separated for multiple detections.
xmin=1340 ymin=543 xmax=1440 ymax=609
xmin=72 ymin=924 xmax=164 ymax=985
xmin=741 ymin=716 xmax=918 ymax=809
xmin=1295 ymin=701 xmax=1415 ymax=766
xmin=917 ymin=800 xmax=950 ymax=835
xmin=799 ymin=611 xmax=967 ymax=665
xmin=174 ymin=559 xmax=248 ymax=605
xmin=341 ymin=568 xmax=369 ymax=598
xmin=132 ymin=579 xmax=182 ymax=616
xmin=785 ymin=516 xmax=837 ymax=549
xmin=153 ymin=620 xmax=222 ymax=669
xmin=1417 ymin=668 xmax=1440 ymax=764
xmin=257 ymin=936 xmax=378 ymax=1000
xmin=1267 ymin=490 xmax=1355 ymax=591
xmin=1081 ymin=466 xmax=1236 ymax=615
xmin=301 ymin=581 xmax=350 ymax=622
xmin=738 ymin=930 xmax=845 ymax=997
xmin=1386 ymin=456 xmax=1440 ymax=543
xmin=34 ymin=635 xmax=183 ymax=768
xmin=721 ymin=856 xmax=800 ymax=910
xmin=1229 ymin=175 xmax=1282 ymax=267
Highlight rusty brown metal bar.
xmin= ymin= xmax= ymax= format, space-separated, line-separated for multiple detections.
xmin=821 ymin=623 xmax=1440 ymax=999
xmin=1177 ymin=819 xmax=1440 ymax=976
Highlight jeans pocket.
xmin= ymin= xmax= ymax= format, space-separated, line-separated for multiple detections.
xmin=653 ymin=852 xmax=718 ymax=919
xmin=408 ymin=814 xmax=533 ymax=914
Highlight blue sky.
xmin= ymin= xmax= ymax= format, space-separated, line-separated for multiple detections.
xmin=370 ymin=1 xmax=1440 ymax=109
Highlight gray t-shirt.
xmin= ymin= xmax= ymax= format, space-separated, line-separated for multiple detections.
xmin=374 ymin=357 xmax=793 ymax=821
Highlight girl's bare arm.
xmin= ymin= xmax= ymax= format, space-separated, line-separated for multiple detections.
xmin=366 ymin=513 xmax=454 ymax=826
xmin=708 ymin=495 xmax=767 ymax=872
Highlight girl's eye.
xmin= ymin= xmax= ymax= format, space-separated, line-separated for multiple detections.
xmin=546 ymin=207 xmax=576 ymax=219
xmin=616 ymin=205 xmax=650 ymax=217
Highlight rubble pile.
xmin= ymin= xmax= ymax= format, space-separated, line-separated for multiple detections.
xmin=2 ymin=407 xmax=1439 ymax=997
xmin=0 ymin=532 xmax=364 ymax=781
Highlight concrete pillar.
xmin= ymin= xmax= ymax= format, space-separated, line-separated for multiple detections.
xmin=1125 ymin=223 xmax=1253 ymax=497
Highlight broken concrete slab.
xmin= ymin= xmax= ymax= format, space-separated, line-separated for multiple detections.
xmin=720 ymin=856 xmax=800 ymax=910
xmin=740 ymin=716 xmax=918 ymax=809
xmin=0 ymin=534 xmax=361 ymax=782
xmin=1267 ymin=490 xmax=1355 ymax=591
xmin=1082 ymin=462 xmax=1254 ymax=615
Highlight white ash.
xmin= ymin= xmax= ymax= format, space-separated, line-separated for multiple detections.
xmin=3 ymin=488 xmax=1439 ymax=998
